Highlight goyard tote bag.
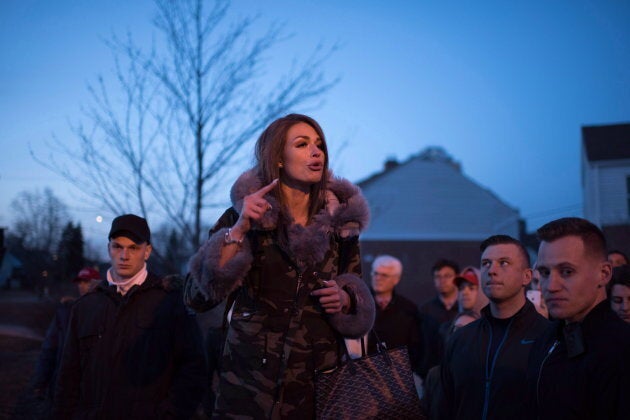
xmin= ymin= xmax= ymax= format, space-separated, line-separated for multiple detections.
xmin=314 ymin=337 xmax=425 ymax=419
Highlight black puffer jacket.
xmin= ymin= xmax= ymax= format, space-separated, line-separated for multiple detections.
xmin=51 ymin=273 xmax=206 ymax=419
xmin=438 ymin=299 xmax=549 ymax=420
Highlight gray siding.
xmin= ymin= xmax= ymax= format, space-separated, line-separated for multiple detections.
xmin=583 ymin=159 xmax=630 ymax=225
xmin=360 ymin=157 xmax=520 ymax=240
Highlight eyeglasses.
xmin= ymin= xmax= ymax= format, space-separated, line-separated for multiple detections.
xmin=371 ymin=271 xmax=396 ymax=279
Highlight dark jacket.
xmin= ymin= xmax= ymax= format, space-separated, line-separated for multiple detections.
xmin=368 ymin=292 xmax=422 ymax=374
xmin=526 ymin=300 xmax=630 ymax=420
xmin=418 ymin=296 xmax=459 ymax=378
xmin=184 ymin=170 xmax=375 ymax=419
xmin=439 ymin=299 xmax=549 ymax=420
xmin=51 ymin=273 xmax=206 ymax=420
xmin=33 ymin=297 xmax=74 ymax=398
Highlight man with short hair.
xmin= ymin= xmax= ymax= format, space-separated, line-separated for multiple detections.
xmin=527 ymin=217 xmax=630 ymax=419
xmin=52 ymin=214 xmax=206 ymax=419
xmin=438 ymin=235 xmax=549 ymax=419
xmin=368 ymin=255 xmax=422 ymax=374
xmin=418 ymin=259 xmax=460 ymax=378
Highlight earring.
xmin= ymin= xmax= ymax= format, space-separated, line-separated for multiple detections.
xmin=278 ymin=162 xmax=283 ymax=168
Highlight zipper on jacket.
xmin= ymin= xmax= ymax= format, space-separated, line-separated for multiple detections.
xmin=262 ymin=334 xmax=268 ymax=366
xmin=536 ymin=339 xmax=558 ymax=419
xmin=291 ymin=271 xmax=303 ymax=316
xmin=481 ymin=318 xmax=514 ymax=420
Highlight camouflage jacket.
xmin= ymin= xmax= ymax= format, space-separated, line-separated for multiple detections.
xmin=185 ymin=170 xmax=375 ymax=419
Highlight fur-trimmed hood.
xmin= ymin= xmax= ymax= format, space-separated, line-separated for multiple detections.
xmin=229 ymin=169 xmax=370 ymax=268
xmin=229 ymin=169 xmax=370 ymax=233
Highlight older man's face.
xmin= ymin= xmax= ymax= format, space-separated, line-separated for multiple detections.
xmin=371 ymin=264 xmax=400 ymax=294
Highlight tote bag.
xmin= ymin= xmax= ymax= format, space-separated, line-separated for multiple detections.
xmin=314 ymin=337 xmax=425 ymax=419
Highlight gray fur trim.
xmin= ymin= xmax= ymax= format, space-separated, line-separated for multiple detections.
xmin=327 ymin=176 xmax=370 ymax=235
xmin=229 ymin=169 xmax=370 ymax=237
xmin=328 ymin=273 xmax=375 ymax=338
xmin=187 ymin=228 xmax=253 ymax=306
xmin=287 ymin=212 xmax=330 ymax=268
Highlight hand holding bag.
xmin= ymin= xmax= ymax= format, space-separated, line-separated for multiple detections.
xmin=314 ymin=333 xmax=426 ymax=419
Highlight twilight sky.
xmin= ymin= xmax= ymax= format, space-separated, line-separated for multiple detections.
xmin=1 ymin=0 xmax=629 ymax=250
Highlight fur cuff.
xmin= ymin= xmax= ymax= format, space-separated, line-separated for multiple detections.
xmin=328 ymin=273 xmax=375 ymax=338
xmin=186 ymin=228 xmax=253 ymax=307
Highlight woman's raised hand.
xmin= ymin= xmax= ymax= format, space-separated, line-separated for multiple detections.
xmin=231 ymin=179 xmax=279 ymax=240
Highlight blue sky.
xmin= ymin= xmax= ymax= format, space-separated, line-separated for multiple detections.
xmin=1 ymin=0 xmax=629 ymax=250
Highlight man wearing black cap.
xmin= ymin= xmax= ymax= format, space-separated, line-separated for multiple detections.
xmin=52 ymin=214 xmax=206 ymax=419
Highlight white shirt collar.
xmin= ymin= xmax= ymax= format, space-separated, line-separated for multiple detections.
xmin=107 ymin=264 xmax=148 ymax=295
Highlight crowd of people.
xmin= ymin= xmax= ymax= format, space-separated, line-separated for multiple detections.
xmin=30 ymin=114 xmax=629 ymax=419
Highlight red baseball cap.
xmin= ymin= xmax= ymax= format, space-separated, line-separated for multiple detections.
xmin=455 ymin=269 xmax=479 ymax=287
xmin=74 ymin=267 xmax=101 ymax=282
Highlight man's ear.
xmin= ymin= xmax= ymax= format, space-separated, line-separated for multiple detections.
xmin=598 ymin=261 xmax=612 ymax=288
xmin=144 ymin=244 xmax=153 ymax=261
xmin=522 ymin=268 xmax=533 ymax=287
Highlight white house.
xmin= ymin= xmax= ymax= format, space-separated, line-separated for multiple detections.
xmin=581 ymin=122 xmax=630 ymax=255
xmin=582 ymin=123 xmax=630 ymax=226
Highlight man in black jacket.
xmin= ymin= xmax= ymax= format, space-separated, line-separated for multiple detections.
xmin=368 ymin=255 xmax=422 ymax=374
xmin=51 ymin=214 xmax=206 ymax=419
xmin=418 ymin=259 xmax=460 ymax=378
xmin=438 ymin=235 xmax=549 ymax=420
xmin=527 ymin=217 xmax=630 ymax=419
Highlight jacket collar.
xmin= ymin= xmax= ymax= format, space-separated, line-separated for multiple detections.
xmin=95 ymin=272 xmax=162 ymax=298
xmin=554 ymin=299 xmax=621 ymax=358
xmin=481 ymin=298 xmax=537 ymax=324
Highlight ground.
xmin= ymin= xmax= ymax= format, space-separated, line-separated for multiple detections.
xmin=0 ymin=290 xmax=56 ymax=419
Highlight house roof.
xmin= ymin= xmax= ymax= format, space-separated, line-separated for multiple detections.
xmin=582 ymin=122 xmax=630 ymax=162
xmin=357 ymin=147 xmax=520 ymax=241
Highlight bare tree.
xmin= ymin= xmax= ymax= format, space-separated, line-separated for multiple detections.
xmin=33 ymin=0 xmax=338 ymax=249
xmin=9 ymin=187 xmax=71 ymax=254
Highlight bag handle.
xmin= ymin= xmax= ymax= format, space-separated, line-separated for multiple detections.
xmin=369 ymin=330 xmax=393 ymax=365
xmin=340 ymin=330 xmax=393 ymax=367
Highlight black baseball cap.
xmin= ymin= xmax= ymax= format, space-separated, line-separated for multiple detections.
xmin=108 ymin=214 xmax=151 ymax=244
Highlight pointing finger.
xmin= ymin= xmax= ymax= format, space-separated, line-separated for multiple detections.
xmin=254 ymin=178 xmax=279 ymax=197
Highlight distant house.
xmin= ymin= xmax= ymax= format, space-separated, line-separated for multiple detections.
xmin=357 ymin=147 xmax=521 ymax=304
xmin=582 ymin=122 xmax=630 ymax=255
